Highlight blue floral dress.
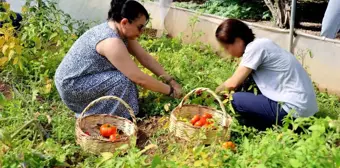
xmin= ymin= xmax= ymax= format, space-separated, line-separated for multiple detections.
xmin=55 ymin=22 xmax=138 ymax=119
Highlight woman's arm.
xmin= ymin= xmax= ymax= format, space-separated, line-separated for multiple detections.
xmin=97 ymin=38 xmax=171 ymax=95
xmin=215 ymin=65 xmax=252 ymax=93
xmin=127 ymin=39 xmax=173 ymax=81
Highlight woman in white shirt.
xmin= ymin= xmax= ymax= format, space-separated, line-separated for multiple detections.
xmin=215 ymin=19 xmax=318 ymax=130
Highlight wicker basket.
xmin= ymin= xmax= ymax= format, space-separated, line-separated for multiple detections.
xmin=75 ymin=96 xmax=138 ymax=154
xmin=169 ymin=88 xmax=232 ymax=144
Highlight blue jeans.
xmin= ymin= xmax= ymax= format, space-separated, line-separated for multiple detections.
xmin=232 ymin=92 xmax=287 ymax=130
xmin=231 ymin=77 xmax=287 ymax=130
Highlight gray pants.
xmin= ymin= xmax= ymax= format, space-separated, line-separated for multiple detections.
xmin=321 ymin=0 xmax=340 ymax=39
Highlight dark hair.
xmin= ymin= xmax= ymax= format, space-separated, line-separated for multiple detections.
xmin=215 ymin=19 xmax=255 ymax=46
xmin=108 ymin=0 xmax=149 ymax=23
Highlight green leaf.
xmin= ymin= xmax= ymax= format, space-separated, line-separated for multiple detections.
xmin=2 ymin=44 xmax=8 ymax=54
xmin=254 ymin=88 xmax=258 ymax=95
xmin=34 ymin=37 xmax=42 ymax=49
xmin=8 ymin=50 xmax=15 ymax=60
xmin=49 ymin=32 xmax=58 ymax=40
xmin=0 ymin=57 xmax=8 ymax=66
xmin=255 ymin=164 xmax=266 ymax=168
xmin=289 ymin=159 xmax=302 ymax=168
xmin=194 ymin=160 xmax=203 ymax=167
xmin=151 ymin=155 xmax=162 ymax=168
xmin=309 ymin=125 xmax=325 ymax=134
xmin=228 ymin=103 xmax=236 ymax=114
xmin=0 ymin=93 xmax=6 ymax=106
xmin=32 ymin=89 xmax=39 ymax=102
xmin=101 ymin=152 xmax=113 ymax=160
xmin=57 ymin=153 xmax=67 ymax=163
xmin=0 ymin=129 xmax=12 ymax=146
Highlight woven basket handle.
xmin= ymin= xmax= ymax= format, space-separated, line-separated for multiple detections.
xmin=80 ymin=96 xmax=137 ymax=125
xmin=179 ymin=87 xmax=227 ymax=114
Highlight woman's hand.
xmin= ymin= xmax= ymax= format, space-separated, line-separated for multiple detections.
xmin=215 ymin=82 xmax=227 ymax=94
xmin=170 ymin=80 xmax=183 ymax=98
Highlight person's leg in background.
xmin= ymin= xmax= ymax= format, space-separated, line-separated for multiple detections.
xmin=11 ymin=12 xmax=22 ymax=30
xmin=320 ymin=0 xmax=340 ymax=39
xmin=231 ymin=92 xmax=287 ymax=131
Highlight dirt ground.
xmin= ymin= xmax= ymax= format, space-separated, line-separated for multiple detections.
xmin=136 ymin=116 xmax=187 ymax=155
xmin=0 ymin=81 xmax=12 ymax=100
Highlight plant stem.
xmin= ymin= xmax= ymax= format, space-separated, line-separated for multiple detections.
xmin=11 ymin=119 xmax=36 ymax=139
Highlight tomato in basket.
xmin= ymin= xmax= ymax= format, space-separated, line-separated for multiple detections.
xmin=190 ymin=112 xmax=214 ymax=127
xmin=100 ymin=124 xmax=117 ymax=137
xmin=109 ymin=134 xmax=120 ymax=142
xmin=202 ymin=112 xmax=212 ymax=119
xmin=190 ymin=115 xmax=200 ymax=125
xmin=194 ymin=120 xmax=204 ymax=127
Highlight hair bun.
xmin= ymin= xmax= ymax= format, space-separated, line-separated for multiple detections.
xmin=107 ymin=0 xmax=149 ymax=23
xmin=108 ymin=0 xmax=129 ymax=21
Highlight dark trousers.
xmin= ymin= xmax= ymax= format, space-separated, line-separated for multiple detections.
xmin=231 ymin=77 xmax=287 ymax=131
xmin=11 ymin=12 xmax=22 ymax=30
xmin=0 ymin=11 xmax=22 ymax=30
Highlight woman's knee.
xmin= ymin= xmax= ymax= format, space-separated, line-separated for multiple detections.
xmin=231 ymin=92 xmax=249 ymax=112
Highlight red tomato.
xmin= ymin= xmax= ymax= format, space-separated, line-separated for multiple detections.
xmin=100 ymin=124 xmax=117 ymax=137
xmin=109 ymin=134 xmax=118 ymax=142
xmin=199 ymin=117 xmax=207 ymax=125
xmin=222 ymin=141 xmax=236 ymax=151
xmin=202 ymin=112 xmax=212 ymax=119
xmin=85 ymin=131 xmax=90 ymax=136
xmin=191 ymin=115 xmax=201 ymax=125
xmin=194 ymin=121 xmax=204 ymax=127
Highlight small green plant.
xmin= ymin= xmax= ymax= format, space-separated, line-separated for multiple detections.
xmin=1 ymin=0 xmax=92 ymax=100
xmin=174 ymin=0 xmax=271 ymax=21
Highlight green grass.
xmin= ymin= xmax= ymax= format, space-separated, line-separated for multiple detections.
xmin=1 ymin=35 xmax=339 ymax=167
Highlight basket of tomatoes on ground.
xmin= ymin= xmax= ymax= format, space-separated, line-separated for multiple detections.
xmin=75 ymin=96 xmax=138 ymax=154
xmin=169 ymin=88 xmax=233 ymax=144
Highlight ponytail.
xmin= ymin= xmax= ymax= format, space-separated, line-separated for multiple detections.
xmin=107 ymin=0 xmax=149 ymax=23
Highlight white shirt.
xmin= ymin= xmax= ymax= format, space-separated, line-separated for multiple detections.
xmin=240 ymin=38 xmax=318 ymax=117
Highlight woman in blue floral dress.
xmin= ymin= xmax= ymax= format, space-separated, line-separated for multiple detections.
xmin=55 ymin=0 xmax=182 ymax=118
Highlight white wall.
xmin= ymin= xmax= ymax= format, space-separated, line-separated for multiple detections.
xmin=6 ymin=0 xmax=25 ymax=13
xmin=57 ymin=0 xmax=111 ymax=22
xmin=6 ymin=0 xmax=111 ymax=22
